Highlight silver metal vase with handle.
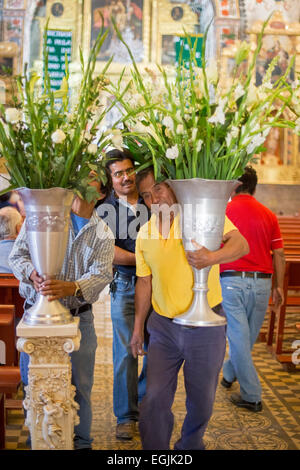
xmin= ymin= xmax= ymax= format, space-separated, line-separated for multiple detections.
xmin=18 ymin=187 xmax=74 ymax=326
xmin=167 ymin=178 xmax=240 ymax=327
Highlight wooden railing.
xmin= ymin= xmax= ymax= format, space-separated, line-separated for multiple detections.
xmin=262 ymin=215 xmax=300 ymax=370
xmin=0 ymin=274 xmax=23 ymax=320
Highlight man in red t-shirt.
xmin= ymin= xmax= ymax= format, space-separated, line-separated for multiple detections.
xmin=220 ymin=166 xmax=285 ymax=412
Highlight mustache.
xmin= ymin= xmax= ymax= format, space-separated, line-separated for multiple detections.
xmin=121 ymin=179 xmax=134 ymax=186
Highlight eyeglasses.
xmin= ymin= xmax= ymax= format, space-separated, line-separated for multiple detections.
xmin=112 ymin=167 xmax=135 ymax=179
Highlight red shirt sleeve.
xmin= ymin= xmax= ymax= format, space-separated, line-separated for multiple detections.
xmin=271 ymin=215 xmax=283 ymax=251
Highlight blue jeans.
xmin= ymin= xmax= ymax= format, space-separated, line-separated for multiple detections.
xmin=139 ymin=311 xmax=226 ymax=450
xmin=19 ymin=310 xmax=97 ymax=449
xmin=110 ymin=273 xmax=147 ymax=424
xmin=221 ymin=276 xmax=272 ymax=402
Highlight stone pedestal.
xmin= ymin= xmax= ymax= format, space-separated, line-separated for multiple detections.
xmin=16 ymin=318 xmax=81 ymax=450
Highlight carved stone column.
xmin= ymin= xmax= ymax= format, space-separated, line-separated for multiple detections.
xmin=16 ymin=318 xmax=81 ymax=450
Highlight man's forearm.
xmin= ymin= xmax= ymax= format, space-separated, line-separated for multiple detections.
xmin=187 ymin=230 xmax=249 ymax=269
xmin=134 ymin=276 xmax=152 ymax=331
xmin=273 ymin=248 xmax=286 ymax=289
xmin=214 ymin=230 xmax=249 ymax=265
xmin=113 ymin=246 xmax=136 ymax=265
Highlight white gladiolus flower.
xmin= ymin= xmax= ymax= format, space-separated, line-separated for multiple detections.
xmin=226 ymin=134 xmax=232 ymax=147
xmin=251 ymin=122 xmax=261 ymax=134
xmin=131 ymin=121 xmax=149 ymax=134
xmin=87 ymin=143 xmax=98 ymax=154
xmin=234 ymin=83 xmax=245 ymax=101
xmin=176 ymin=124 xmax=184 ymax=134
xmin=246 ymin=84 xmax=259 ymax=107
xmin=166 ymin=144 xmax=179 ymax=159
xmin=196 ymin=140 xmax=203 ymax=152
xmin=192 ymin=128 xmax=198 ymax=141
xmin=111 ymin=129 xmax=123 ymax=150
xmin=5 ymin=108 xmax=21 ymax=124
xmin=162 ymin=116 xmax=174 ymax=131
xmin=131 ymin=121 xmax=161 ymax=144
xmin=226 ymin=126 xmax=239 ymax=147
xmin=246 ymin=133 xmax=266 ymax=155
xmin=262 ymin=128 xmax=271 ymax=139
xmin=208 ymin=99 xmax=227 ymax=126
xmin=164 ymin=127 xmax=172 ymax=138
xmin=240 ymin=122 xmax=259 ymax=143
xmin=231 ymin=126 xmax=239 ymax=139
xmin=262 ymin=81 xmax=273 ymax=90
xmin=51 ymin=129 xmax=66 ymax=144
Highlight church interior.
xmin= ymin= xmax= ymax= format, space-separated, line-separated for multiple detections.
xmin=0 ymin=0 xmax=299 ymax=452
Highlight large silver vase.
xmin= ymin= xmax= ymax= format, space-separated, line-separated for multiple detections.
xmin=18 ymin=188 xmax=75 ymax=326
xmin=167 ymin=178 xmax=240 ymax=327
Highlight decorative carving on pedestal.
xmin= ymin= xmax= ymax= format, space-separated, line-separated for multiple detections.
xmin=17 ymin=321 xmax=81 ymax=450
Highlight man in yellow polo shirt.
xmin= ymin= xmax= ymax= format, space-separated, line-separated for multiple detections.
xmin=130 ymin=167 xmax=249 ymax=450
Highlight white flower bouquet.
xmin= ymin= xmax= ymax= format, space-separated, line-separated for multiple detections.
xmin=110 ymin=19 xmax=296 ymax=181
xmin=0 ymin=26 xmax=118 ymax=201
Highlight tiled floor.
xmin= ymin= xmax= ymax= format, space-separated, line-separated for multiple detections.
xmin=4 ymin=293 xmax=300 ymax=450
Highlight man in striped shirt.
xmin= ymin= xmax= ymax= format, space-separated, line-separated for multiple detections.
xmin=9 ymin=179 xmax=114 ymax=450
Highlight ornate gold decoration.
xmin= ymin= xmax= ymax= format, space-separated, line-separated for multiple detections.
xmin=82 ymin=0 xmax=151 ymax=77
xmin=0 ymin=41 xmax=19 ymax=107
xmin=220 ymin=11 xmax=300 ymax=184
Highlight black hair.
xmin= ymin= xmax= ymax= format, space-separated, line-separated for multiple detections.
xmin=0 ymin=192 xmax=11 ymax=203
xmin=235 ymin=166 xmax=258 ymax=195
xmin=105 ymin=148 xmax=135 ymax=171
xmin=135 ymin=165 xmax=155 ymax=192
xmin=94 ymin=167 xmax=113 ymax=207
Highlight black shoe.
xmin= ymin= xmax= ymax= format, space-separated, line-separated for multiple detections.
xmin=116 ymin=421 xmax=136 ymax=440
xmin=221 ymin=377 xmax=236 ymax=389
xmin=230 ymin=393 xmax=262 ymax=412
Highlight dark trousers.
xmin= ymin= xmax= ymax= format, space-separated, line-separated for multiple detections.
xmin=139 ymin=310 xmax=226 ymax=450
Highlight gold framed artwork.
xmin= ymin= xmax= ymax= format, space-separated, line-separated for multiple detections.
xmin=82 ymin=0 xmax=151 ymax=75
xmin=151 ymin=0 xmax=197 ymax=65
xmin=248 ymin=11 xmax=300 ymax=184
xmin=0 ymin=41 xmax=18 ymax=106
xmin=219 ymin=11 xmax=300 ymax=184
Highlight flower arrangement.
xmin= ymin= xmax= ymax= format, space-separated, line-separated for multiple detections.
xmin=109 ymin=18 xmax=296 ymax=181
xmin=0 ymin=25 xmax=118 ymax=202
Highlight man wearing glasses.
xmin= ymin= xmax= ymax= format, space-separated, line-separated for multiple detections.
xmin=98 ymin=149 xmax=150 ymax=440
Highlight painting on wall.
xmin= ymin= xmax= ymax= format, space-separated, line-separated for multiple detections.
xmin=0 ymin=56 xmax=13 ymax=75
xmin=90 ymin=0 xmax=145 ymax=63
xmin=255 ymin=34 xmax=295 ymax=86
xmin=247 ymin=13 xmax=300 ymax=183
xmin=244 ymin=0 xmax=300 ymax=27
xmin=0 ymin=41 xmax=19 ymax=106
xmin=2 ymin=11 xmax=23 ymax=48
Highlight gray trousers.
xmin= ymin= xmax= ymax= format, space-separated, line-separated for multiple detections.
xmin=139 ymin=310 xmax=226 ymax=450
